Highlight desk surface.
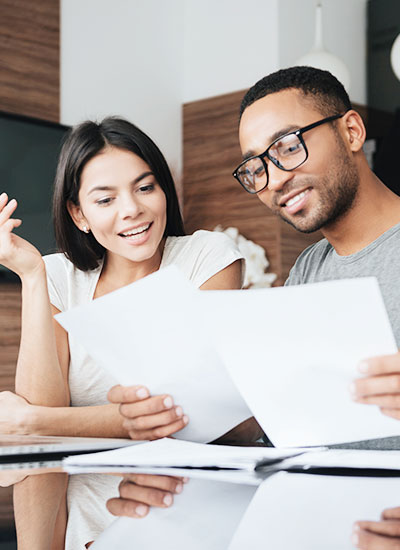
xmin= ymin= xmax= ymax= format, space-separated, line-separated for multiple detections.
xmin=0 ymin=458 xmax=399 ymax=550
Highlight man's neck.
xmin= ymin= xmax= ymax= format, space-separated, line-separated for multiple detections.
xmin=321 ymin=173 xmax=400 ymax=256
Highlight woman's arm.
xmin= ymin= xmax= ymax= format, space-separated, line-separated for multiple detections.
xmin=199 ymin=259 xmax=243 ymax=290
xmin=14 ymin=472 xmax=68 ymax=550
xmin=0 ymin=194 xmax=69 ymax=406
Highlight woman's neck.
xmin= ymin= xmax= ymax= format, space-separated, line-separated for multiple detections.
xmin=94 ymin=240 xmax=165 ymax=298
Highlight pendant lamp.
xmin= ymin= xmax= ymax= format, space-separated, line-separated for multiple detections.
xmin=296 ymin=2 xmax=351 ymax=92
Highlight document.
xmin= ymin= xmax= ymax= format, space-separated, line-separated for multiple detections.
xmin=91 ymin=477 xmax=258 ymax=550
xmin=200 ymin=277 xmax=400 ymax=446
xmin=64 ymin=439 xmax=400 ymax=479
xmin=229 ymin=472 xmax=400 ymax=549
xmin=64 ymin=438 xmax=306 ymax=470
xmin=57 ymin=267 xmax=252 ymax=443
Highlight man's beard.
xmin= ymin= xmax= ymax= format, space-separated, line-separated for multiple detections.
xmin=274 ymin=151 xmax=360 ymax=234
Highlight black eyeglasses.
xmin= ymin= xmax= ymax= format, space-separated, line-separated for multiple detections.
xmin=232 ymin=113 xmax=345 ymax=194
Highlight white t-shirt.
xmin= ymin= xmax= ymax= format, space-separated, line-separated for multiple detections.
xmin=43 ymin=230 xmax=243 ymax=549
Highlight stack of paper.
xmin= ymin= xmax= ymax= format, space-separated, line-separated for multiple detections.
xmin=57 ymin=268 xmax=400 ymax=449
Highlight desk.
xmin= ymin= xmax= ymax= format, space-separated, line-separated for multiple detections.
xmin=0 ymin=459 xmax=399 ymax=549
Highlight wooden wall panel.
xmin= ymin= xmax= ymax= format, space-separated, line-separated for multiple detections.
xmin=183 ymin=90 xmax=321 ymax=285
xmin=0 ymin=0 xmax=60 ymax=122
xmin=0 ymin=284 xmax=21 ymax=392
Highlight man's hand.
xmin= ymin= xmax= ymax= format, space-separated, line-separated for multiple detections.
xmin=106 ymin=474 xmax=187 ymax=518
xmin=108 ymin=385 xmax=189 ymax=440
xmin=352 ymin=507 xmax=400 ymax=549
xmin=351 ymin=353 xmax=400 ymax=420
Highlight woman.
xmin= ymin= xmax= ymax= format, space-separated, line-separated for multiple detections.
xmin=0 ymin=117 xmax=246 ymax=548
xmin=0 ymin=117 xmax=244 ymax=439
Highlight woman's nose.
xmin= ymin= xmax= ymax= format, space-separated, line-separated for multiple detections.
xmin=120 ymin=195 xmax=143 ymax=218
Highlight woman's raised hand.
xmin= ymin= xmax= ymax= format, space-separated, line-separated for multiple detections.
xmin=108 ymin=385 xmax=189 ymax=441
xmin=0 ymin=193 xmax=43 ymax=278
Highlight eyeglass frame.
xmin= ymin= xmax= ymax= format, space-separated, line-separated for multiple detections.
xmin=232 ymin=113 xmax=346 ymax=194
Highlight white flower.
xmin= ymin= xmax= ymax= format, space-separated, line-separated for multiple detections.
xmin=214 ymin=226 xmax=277 ymax=288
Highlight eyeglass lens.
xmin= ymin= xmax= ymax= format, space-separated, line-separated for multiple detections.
xmin=237 ymin=133 xmax=307 ymax=193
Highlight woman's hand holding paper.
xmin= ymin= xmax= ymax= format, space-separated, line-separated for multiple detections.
xmin=108 ymin=385 xmax=189 ymax=440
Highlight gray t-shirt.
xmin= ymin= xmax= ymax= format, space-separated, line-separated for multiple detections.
xmin=285 ymin=222 xmax=400 ymax=450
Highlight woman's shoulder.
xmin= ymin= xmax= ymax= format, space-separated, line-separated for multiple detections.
xmin=43 ymin=252 xmax=101 ymax=279
xmin=164 ymin=229 xmax=240 ymax=255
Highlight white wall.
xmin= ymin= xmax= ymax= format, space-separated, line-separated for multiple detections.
xmin=183 ymin=0 xmax=280 ymax=103
xmin=61 ymin=0 xmax=184 ymax=180
xmin=61 ymin=0 xmax=368 ymax=182
xmin=278 ymin=0 xmax=368 ymax=105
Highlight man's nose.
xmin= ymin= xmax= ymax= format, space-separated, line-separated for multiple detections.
xmin=267 ymin=161 xmax=295 ymax=192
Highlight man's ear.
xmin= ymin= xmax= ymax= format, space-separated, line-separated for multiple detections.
xmin=341 ymin=110 xmax=366 ymax=153
xmin=67 ymin=201 xmax=87 ymax=231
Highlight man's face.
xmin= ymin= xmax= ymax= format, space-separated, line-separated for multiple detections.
xmin=238 ymin=89 xmax=359 ymax=233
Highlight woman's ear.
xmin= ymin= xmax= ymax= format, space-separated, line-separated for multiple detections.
xmin=341 ymin=110 xmax=366 ymax=153
xmin=67 ymin=201 xmax=89 ymax=232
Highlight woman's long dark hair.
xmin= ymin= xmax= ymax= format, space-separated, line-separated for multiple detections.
xmin=53 ymin=117 xmax=185 ymax=271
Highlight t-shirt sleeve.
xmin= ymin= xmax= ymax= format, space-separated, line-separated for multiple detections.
xmin=183 ymin=230 xmax=245 ymax=288
xmin=42 ymin=254 xmax=69 ymax=311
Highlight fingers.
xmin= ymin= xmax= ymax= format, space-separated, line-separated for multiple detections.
xmin=380 ymin=408 xmax=400 ymax=421
xmin=122 ymin=474 xmax=187 ymax=493
xmin=108 ymin=384 xmax=150 ymax=404
xmin=351 ymin=374 xmax=400 ymax=399
xmin=353 ymin=522 xmax=400 ymax=549
xmin=122 ymin=404 xmax=185 ymax=430
xmin=0 ymin=194 xmax=18 ymax=225
xmin=106 ymin=474 xmax=187 ymax=518
xmin=108 ymin=385 xmax=189 ymax=440
xmin=126 ymin=415 xmax=189 ymax=441
xmin=382 ymin=508 xmax=400 ymax=520
xmin=358 ymin=354 xmax=400 ymax=376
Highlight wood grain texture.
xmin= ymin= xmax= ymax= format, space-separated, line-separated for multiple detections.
xmin=0 ymin=0 xmax=60 ymax=121
xmin=0 ymin=284 xmax=21 ymax=392
xmin=183 ymin=90 xmax=322 ymax=286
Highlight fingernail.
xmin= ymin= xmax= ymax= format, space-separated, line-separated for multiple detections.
xmin=136 ymin=388 xmax=149 ymax=399
xmin=164 ymin=397 xmax=173 ymax=408
xmin=182 ymin=477 xmax=189 ymax=483
xmin=358 ymin=361 xmax=369 ymax=373
xmin=175 ymin=406 xmax=183 ymax=417
xmin=175 ymin=483 xmax=183 ymax=494
xmin=183 ymin=415 xmax=189 ymax=425
xmin=136 ymin=504 xmax=148 ymax=517
xmin=163 ymin=494 xmax=173 ymax=506
xmin=349 ymin=382 xmax=356 ymax=396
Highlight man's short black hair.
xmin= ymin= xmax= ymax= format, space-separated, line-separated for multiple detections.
xmin=240 ymin=66 xmax=352 ymax=119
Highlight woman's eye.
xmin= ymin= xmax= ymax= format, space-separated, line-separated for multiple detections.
xmin=138 ymin=183 xmax=155 ymax=193
xmin=96 ymin=197 xmax=114 ymax=206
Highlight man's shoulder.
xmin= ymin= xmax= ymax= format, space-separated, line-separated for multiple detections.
xmin=285 ymin=238 xmax=332 ymax=285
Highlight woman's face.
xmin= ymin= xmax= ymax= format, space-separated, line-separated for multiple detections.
xmin=69 ymin=147 xmax=167 ymax=266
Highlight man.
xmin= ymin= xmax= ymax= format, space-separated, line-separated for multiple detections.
xmin=235 ymin=66 xmax=400 ymax=438
xmin=108 ymin=66 xmax=400 ymax=517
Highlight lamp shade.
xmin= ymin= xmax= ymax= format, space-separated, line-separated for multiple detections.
xmin=295 ymin=3 xmax=351 ymax=92
xmin=390 ymin=33 xmax=400 ymax=81
xmin=296 ymin=50 xmax=351 ymax=92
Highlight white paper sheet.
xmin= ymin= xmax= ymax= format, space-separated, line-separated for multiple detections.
xmin=200 ymin=278 xmax=400 ymax=446
xmin=282 ymin=448 xmax=400 ymax=470
xmin=56 ymin=266 xmax=252 ymax=443
xmin=229 ymin=472 xmax=400 ymax=550
xmin=91 ymin=478 xmax=258 ymax=550
xmin=63 ymin=437 xmax=310 ymax=471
